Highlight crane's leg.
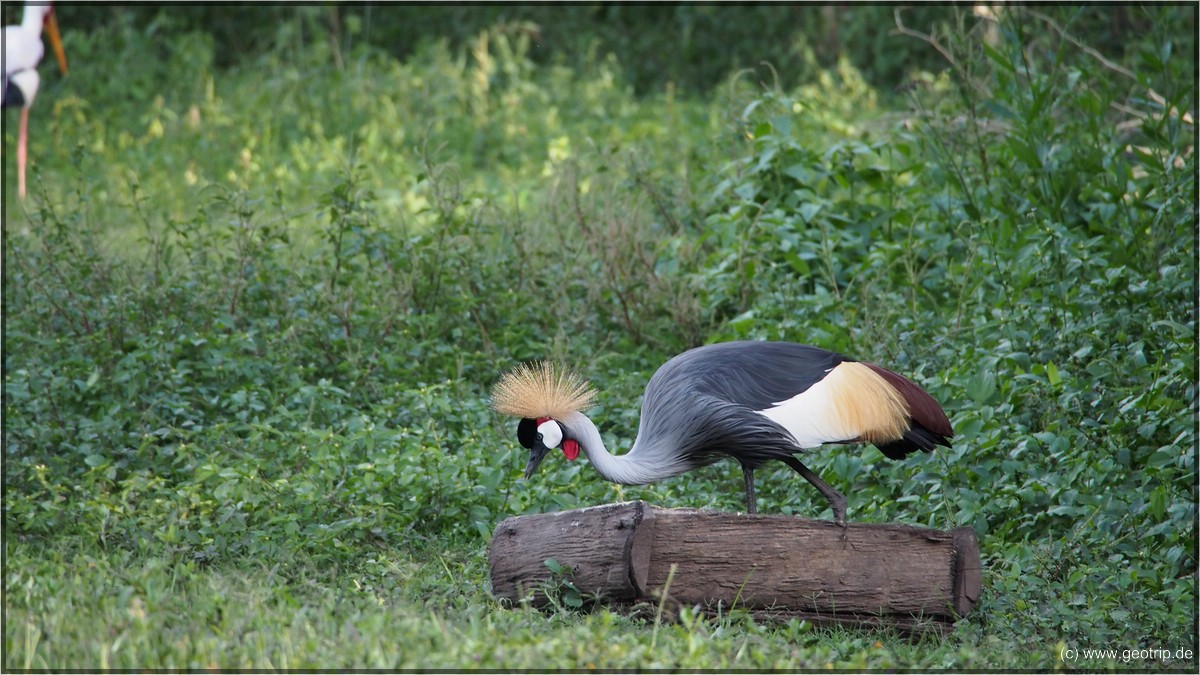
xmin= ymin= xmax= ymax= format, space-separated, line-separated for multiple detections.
xmin=780 ymin=455 xmax=847 ymax=526
xmin=18 ymin=107 xmax=30 ymax=199
xmin=742 ymin=466 xmax=757 ymax=514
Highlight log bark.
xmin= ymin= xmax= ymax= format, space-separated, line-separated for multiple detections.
xmin=489 ymin=501 xmax=981 ymax=633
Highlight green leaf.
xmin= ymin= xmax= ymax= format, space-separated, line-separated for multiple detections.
xmin=982 ymin=42 xmax=1015 ymax=72
xmin=733 ymin=182 xmax=758 ymax=201
xmin=983 ymin=99 xmax=1015 ymax=120
xmin=1006 ymin=136 xmax=1041 ymax=168
xmin=783 ymin=163 xmax=813 ymax=184
xmin=967 ymin=370 xmax=997 ymax=404
xmin=769 ymin=114 xmax=793 ymax=138
xmin=797 ymin=202 xmax=822 ymax=224
xmin=1046 ymin=362 xmax=1061 ymax=386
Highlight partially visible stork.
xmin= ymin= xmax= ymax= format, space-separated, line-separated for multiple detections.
xmin=492 ymin=341 xmax=953 ymax=525
xmin=4 ymin=2 xmax=68 ymax=198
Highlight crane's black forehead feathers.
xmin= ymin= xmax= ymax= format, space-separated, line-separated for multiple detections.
xmin=516 ymin=418 xmax=538 ymax=449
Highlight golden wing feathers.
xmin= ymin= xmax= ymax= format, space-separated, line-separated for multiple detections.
xmin=491 ymin=361 xmax=596 ymax=419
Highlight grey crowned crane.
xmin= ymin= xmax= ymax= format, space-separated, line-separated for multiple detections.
xmin=492 ymin=341 xmax=953 ymax=525
xmin=4 ymin=2 xmax=68 ymax=198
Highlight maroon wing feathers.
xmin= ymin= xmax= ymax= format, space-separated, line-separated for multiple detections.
xmin=864 ymin=363 xmax=953 ymax=459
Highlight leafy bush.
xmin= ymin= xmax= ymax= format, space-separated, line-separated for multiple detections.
xmin=695 ymin=4 xmax=1196 ymax=649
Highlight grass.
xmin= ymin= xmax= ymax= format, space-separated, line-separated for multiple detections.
xmin=4 ymin=5 xmax=1197 ymax=671
xmin=3 ymin=540 xmax=1056 ymax=670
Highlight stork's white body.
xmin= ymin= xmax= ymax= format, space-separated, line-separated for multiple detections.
xmin=4 ymin=3 xmax=66 ymax=198
xmin=4 ymin=5 xmax=52 ymax=80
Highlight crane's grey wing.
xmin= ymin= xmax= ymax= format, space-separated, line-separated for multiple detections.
xmin=663 ymin=341 xmax=851 ymax=410
xmin=633 ymin=342 xmax=847 ymax=468
xmin=633 ymin=388 xmax=803 ymax=471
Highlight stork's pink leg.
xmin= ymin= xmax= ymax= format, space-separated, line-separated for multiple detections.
xmin=18 ymin=107 xmax=30 ymax=199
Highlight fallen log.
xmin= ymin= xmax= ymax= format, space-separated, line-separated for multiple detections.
xmin=489 ymin=500 xmax=981 ymax=634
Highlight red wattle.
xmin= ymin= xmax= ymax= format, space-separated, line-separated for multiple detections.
xmin=563 ymin=439 xmax=580 ymax=461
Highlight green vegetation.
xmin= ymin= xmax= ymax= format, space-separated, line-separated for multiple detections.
xmin=4 ymin=5 xmax=1195 ymax=671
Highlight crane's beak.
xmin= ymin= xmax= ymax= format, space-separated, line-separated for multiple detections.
xmin=524 ymin=441 xmax=551 ymax=479
xmin=46 ymin=9 xmax=68 ymax=75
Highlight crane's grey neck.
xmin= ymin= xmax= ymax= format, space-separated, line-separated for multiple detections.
xmin=558 ymin=410 xmax=691 ymax=485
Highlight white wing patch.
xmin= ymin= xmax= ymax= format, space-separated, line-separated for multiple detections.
xmin=755 ymin=361 xmax=909 ymax=448
xmin=756 ymin=373 xmax=859 ymax=448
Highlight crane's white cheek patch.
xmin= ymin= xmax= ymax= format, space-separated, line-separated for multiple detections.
xmin=563 ymin=439 xmax=580 ymax=460
xmin=755 ymin=372 xmax=860 ymax=448
xmin=537 ymin=419 xmax=563 ymax=448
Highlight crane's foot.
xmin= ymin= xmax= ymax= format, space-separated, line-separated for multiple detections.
xmin=830 ymin=492 xmax=847 ymax=527
xmin=780 ymin=455 xmax=848 ymax=532
xmin=832 ymin=498 xmax=848 ymax=541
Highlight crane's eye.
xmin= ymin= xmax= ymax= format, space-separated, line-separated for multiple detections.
xmin=516 ymin=418 xmax=537 ymax=449
xmin=536 ymin=419 xmax=563 ymax=449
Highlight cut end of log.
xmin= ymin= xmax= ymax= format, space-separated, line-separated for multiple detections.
xmin=489 ymin=501 xmax=982 ymax=634
xmin=953 ymin=526 xmax=983 ymax=617
xmin=490 ymin=501 xmax=654 ymax=605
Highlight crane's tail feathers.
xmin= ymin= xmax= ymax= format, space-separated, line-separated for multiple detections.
xmin=864 ymin=363 xmax=954 ymax=437
xmin=491 ymin=361 xmax=597 ymax=419
xmin=875 ymin=426 xmax=950 ymax=459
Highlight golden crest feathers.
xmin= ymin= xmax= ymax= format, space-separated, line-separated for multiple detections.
xmin=491 ymin=361 xmax=596 ymax=419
